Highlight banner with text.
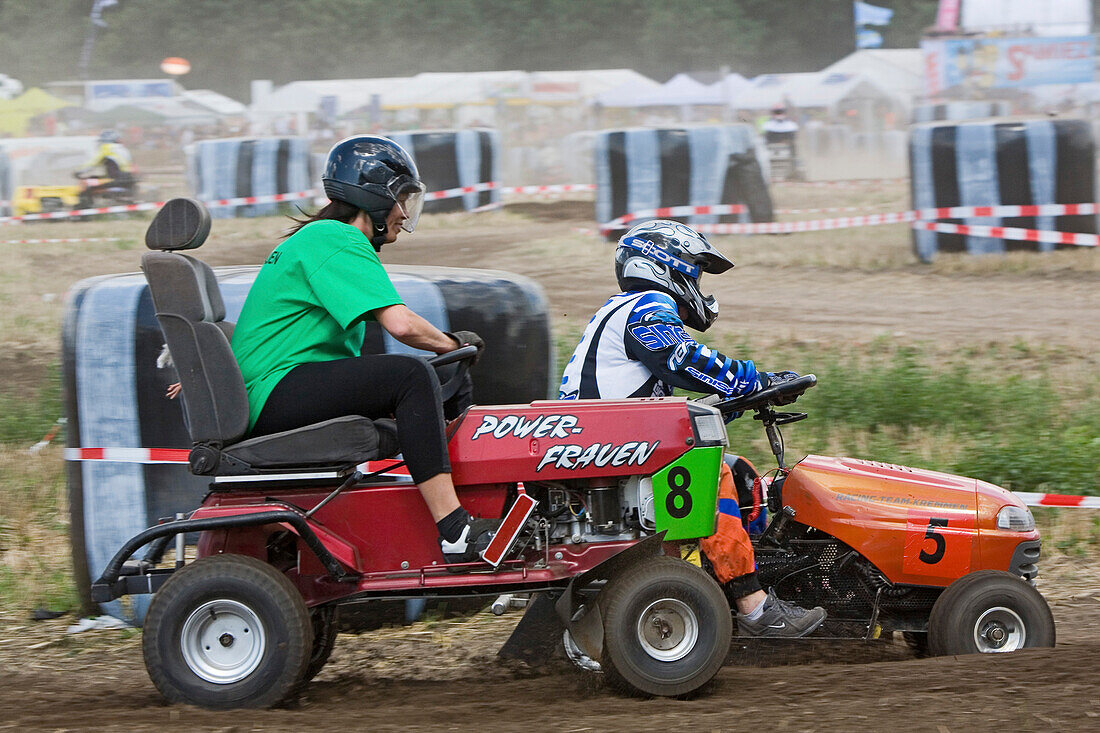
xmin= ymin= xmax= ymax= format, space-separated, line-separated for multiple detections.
xmin=922 ymin=35 xmax=1095 ymax=95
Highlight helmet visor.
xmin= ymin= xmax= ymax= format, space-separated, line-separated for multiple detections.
xmin=388 ymin=175 xmax=426 ymax=233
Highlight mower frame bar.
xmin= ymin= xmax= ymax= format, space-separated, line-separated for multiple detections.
xmin=90 ymin=510 xmax=354 ymax=603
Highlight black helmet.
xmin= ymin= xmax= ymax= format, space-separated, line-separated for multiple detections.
xmin=322 ymin=135 xmax=426 ymax=245
xmin=614 ymin=219 xmax=734 ymax=331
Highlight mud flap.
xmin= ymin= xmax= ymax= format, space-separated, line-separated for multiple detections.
xmin=556 ymin=532 xmax=667 ymax=662
xmin=497 ymin=532 xmax=667 ymax=666
xmin=496 ymin=592 xmax=565 ymax=666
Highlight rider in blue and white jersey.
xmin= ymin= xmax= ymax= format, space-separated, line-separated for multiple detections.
xmin=560 ymin=220 xmax=760 ymax=402
xmin=559 ymin=219 xmax=826 ymax=638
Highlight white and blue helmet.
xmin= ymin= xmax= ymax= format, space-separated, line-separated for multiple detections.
xmin=614 ymin=219 xmax=734 ymax=331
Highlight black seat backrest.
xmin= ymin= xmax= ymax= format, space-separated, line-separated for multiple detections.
xmin=141 ymin=199 xmax=250 ymax=446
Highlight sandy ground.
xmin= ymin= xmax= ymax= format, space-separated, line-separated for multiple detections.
xmin=1 ymin=590 xmax=1099 ymax=733
xmin=2 ymin=196 xmax=1099 ymax=730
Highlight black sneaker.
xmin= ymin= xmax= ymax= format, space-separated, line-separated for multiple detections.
xmin=439 ymin=517 xmax=501 ymax=564
xmin=736 ymin=590 xmax=826 ymax=638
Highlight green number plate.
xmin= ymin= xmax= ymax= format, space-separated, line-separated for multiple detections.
xmin=652 ymin=446 xmax=722 ymax=540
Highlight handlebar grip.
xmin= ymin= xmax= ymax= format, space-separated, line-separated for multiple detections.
xmin=428 ymin=344 xmax=479 ymax=367
xmin=713 ymin=374 xmax=817 ymax=414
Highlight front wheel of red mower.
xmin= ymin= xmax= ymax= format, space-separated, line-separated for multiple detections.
xmin=142 ymin=554 xmax=313 ymax=709
xmin=928 ymin=569 xmax=1055 ymax=656
xmin=599 ymin=556 xmax=732 ymax=697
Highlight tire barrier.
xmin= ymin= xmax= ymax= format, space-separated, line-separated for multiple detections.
xmin=185 ymin=137 xmax=314 ymax=218
xmin=385 ymin=128 xmax=501 ymax=214
xmin=910 ymin=118 xmax=1098 ymax=262
xmin=594 ymin=125 xmax=774 ymax=237
xmin=911 ymin=101 xmax=1012 ymax=124
xmin=62 ymin=264 xmax=552 ymax=622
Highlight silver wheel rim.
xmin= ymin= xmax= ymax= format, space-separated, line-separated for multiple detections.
xmin=180 ymin=599 xmax=266 ymax=683
xmin=973 ymin=606 xmax=1026 ymax=653
xmin=636 ymin=598 xmax=699 ymax=662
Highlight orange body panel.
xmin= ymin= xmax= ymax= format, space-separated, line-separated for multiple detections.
xmin=783 ymin=455 xmax=1039 ymax=587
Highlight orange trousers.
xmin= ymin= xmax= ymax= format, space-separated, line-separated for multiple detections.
xmin=699 ymin=461 xmax=757 ymax=584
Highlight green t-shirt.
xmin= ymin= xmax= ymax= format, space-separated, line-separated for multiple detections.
xmin=231 ymin=219 xmax=404 ymax=431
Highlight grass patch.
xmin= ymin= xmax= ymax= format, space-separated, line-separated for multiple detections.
xmin=0 ymin=361 xmax=62 ymax=445
xmin=0 ymin=445 xmax=78 ymax=615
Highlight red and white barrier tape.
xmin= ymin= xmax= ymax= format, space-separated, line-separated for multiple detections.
xmin=0 ymin=189 xmax=321 ymax=224
xmin=774 ymin=205 xmax=895 ymax=215
xmin=61 ymin=447 xmax=1099 ymax=508
xmin=65 ymin=447 xmax=191 ymax=464
xmin=1 ymin=182 xmax=596 ymax=225
xmin=63 ymin=447 xmax=410 ymax=478
xmin=2 ymin=237 xmax=121 ymax=244
xmin=913 ymin=220 xmax=1099 ymax=248
xmin=1014 ymin=493 xmax=1100 ymax=509
xmin=426 ymin=181 xmax=595 ymax=200
xmin=607 ymin=203 xmax=746 ymax=229
xmin=601 ymin=202 xmax=1100 ymax=244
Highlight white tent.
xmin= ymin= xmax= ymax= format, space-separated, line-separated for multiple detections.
xmin=530 ymin=70 xmax=658 ymax=100
xmin=593 ymin=77 xmax=665 ymax=107
xmin=821 ymin=49 xmax=922 ymax=111
xmin=657 ymin=73 xmax=726 ymax=105
xmin=733 ymin=71 xmax=900 ymax=114
xmin=181 ymin=89 xmax=247 ymax=117
xmin=250 ymin=77 xmax=410 ymax=117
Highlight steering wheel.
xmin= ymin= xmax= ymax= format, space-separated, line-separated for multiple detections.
xmin=428 ymin=344 xmax=479 ymax=402
xmin=711 ymin=373 xmax=817 ymax=417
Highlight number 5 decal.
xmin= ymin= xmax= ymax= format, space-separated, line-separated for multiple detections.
xmin=918 ymin=517 xmax=949 ymax=564
xmin=903 ymin=510 xmax=973 ymax=579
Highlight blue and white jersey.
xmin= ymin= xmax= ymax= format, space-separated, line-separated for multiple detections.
xmin=559 ymin=290 xmax=760 ymax=400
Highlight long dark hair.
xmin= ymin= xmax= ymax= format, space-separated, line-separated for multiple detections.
xmin=284 ymin=199 xmax=360 ymax=238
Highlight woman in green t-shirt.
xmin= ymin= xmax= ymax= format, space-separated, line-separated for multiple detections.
xmin=230 ymin=136 xmax=497 ymax=564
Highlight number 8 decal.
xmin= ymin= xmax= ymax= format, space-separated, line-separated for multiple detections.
xmin=666 ymin=466 xmax=693 ymax=519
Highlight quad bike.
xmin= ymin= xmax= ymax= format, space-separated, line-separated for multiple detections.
xmin=73 ymin=172 xmax=139 ymax=210
xmin=91 ymin=198 xmax=1053 ymax=710
xmin=764 ymin=132 xmax=804 ymax=182
xmin=12 ymin=174 xmax=138 ymax=217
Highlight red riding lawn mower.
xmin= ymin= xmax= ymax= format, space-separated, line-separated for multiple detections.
xmin=91 ymin=199 xmax=1054 ymax=709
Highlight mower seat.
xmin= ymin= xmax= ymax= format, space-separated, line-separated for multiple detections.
xmin=141 ymin=198 xmax=398 ymax=476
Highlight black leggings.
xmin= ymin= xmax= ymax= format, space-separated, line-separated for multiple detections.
xmin=252 ymin=354 xmax=456 ymax=484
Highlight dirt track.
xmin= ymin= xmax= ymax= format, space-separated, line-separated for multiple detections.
xmin=1 ymin=595 xmax=1099 ymax=732
xmin=3 ymin=199 xmax=1099 ymax=730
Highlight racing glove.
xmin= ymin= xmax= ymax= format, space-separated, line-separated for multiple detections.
xmin=447 ymin=330 xmax=485 ymax=365
xmin=762 ymin=370 xmax=801 ymax=405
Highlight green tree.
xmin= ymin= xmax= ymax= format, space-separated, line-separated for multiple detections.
xmin=0 ymin=0 xmax=947 ymax=100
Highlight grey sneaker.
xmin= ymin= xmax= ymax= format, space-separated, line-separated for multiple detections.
xmin=736 ymin=591 xmax=826 ymax=638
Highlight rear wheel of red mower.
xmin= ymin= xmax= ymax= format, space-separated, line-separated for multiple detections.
xmin=142 ymin=554 xmax=313 ymax=709
xmin=599 ymin=556 xmax=732 ymax=697
xmin=928 ymin=570 xmax=1055 ymax=656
